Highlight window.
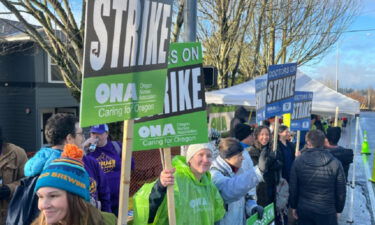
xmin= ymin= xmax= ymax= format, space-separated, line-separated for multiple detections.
xmin=47 ymin=55 xmax=64 ymax=83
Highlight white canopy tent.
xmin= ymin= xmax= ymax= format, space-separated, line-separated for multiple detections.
xmin=205 ymin=71 xmax=360 ymax=116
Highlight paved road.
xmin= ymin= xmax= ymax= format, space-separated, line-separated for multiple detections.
xmin=339 ymin=112 xmax=375 ymax=225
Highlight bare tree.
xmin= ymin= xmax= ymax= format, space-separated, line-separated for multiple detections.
xmin=199 ymin=0 xmax=360 ymax=88
xmin=0 ymin=0 xmax=360 ymax=94
xmin=0 ymin=0 xmax=85 ymax=100
xmin=171 ymin=0 xmax=184 ymax=42
xmin=199 ymin=0 xmax=256 ymax=88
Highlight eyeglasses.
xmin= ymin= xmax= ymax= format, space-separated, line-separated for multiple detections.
xmin=75 ymin=132 xmax=84 ymax=136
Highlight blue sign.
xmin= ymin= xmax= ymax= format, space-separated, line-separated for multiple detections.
xmin=290 ymin=91 xmax=313 ymax=131
xmin=255 ymin=78 xmax=267 ymax=123
xmin=265 ymin=63 xmax=297 ymax=118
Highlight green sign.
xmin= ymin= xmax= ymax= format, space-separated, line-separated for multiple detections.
xmin=133 ymin=42 xmax=208 ymax=151
xmin=208 ymin=105 xmax=236 ymax=132
xmin=247 ymin=203 xmax=275 ymax=225
xmin=80 ymin=0 xmax=173 ymax=127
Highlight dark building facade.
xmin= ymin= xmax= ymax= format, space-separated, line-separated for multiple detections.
xmin=0 ymin=19 xmax=78 ymax=152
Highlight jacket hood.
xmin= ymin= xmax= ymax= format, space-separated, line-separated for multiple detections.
xmin=211 ymin=156 xmax=235 ymax=176
xmin=301 ymin=148 xmax=334 ymax=167
xmin=172 ymin=155 xmax=212 ymax=186
xmin=24 ymin=147 xmax=62 ymax=177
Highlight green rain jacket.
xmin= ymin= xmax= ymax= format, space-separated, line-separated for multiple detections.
xmin=133 ymin=156 xmax=225 ymax=225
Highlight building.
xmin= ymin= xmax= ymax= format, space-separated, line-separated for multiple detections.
xmin=0 ymin=19 xmax=79 ymax=152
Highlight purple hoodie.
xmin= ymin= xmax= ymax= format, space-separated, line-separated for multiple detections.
xmin=87 ymin=140 xmax=122 ymax=213
xmin=83 ymin=155 xmax=111 ymax=212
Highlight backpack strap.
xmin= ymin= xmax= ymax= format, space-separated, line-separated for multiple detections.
xmin=111 ymin=141 xmax=121 ymax=156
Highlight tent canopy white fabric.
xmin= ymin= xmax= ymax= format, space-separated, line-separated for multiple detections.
xmin=205 ymin=71 xmax=360 ymax=115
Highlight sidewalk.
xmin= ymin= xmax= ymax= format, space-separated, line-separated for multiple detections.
xmin=338 ymin=118 xmax=375 ymax=225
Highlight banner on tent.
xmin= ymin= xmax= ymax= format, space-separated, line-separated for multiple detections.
xmin=265 ymin=63 xmax=297 ymax=119
xmin=208 ymin=105 xmax=236 ymax=132
xmin=133 ymin=42 xmax=208 ymax=151
xmin=255 ymin=78 xmax=267 ymax=123
xmin=247 ymin=203 xmax=275 ymax=225
xmin=80 ymin=0 xmax=173 ymax=127
xmin=290 ymin=91 xmax=313 ymax=131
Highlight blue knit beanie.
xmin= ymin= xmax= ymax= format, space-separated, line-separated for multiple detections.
xmin=35 ymin=144 xmax=90 ymax=201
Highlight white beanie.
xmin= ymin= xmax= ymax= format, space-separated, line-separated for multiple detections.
xmin=183 ymin=143 xmax=214 ymax=162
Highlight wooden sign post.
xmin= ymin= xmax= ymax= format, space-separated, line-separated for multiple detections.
xmin=118 ymin=120 xmax=134 ymax=225
xmin=295 ymin=130 xmax=301 ymax=156
xmin=334 ymin=106 xmax=339 ymax=127
xmin=273 ymin=116 xmax=280 ymax=151
xmin=163 ymin=148 xmax=177 ymax=225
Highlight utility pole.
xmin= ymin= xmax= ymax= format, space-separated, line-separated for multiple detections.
xmin=183 ymin=0 xmax=197 ymax=42
xmin=336 ymin=41 xmax=339 ymax=92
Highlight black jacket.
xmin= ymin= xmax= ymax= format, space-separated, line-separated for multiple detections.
xmin=289 ymin=148 xmax=346 ymax=214
xmin=6 ymin=176 xmax=39 ymax=225
xmin=249 ymin=145 xmax=283 ymax=207
xmin=326 ymin=147 xmax=353 ymax=181
xmin=278 ymin=140 xmax=296 ymax=182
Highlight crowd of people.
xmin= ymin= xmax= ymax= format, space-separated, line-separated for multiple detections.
xmin=0 ymin=109 xmax=354 ymax=225
xmin=132 ymin=108 xmax=354 ymax=225
xmin=1 ymin=113 xmax=122 ymax=224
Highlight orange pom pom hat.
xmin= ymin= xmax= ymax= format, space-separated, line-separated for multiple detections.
xmin=35 ymin=144 xmax=90 ymax=201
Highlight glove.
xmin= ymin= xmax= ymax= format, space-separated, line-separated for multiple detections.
xmin=258 ymin=150 xmax=276 ymax=173
xmin=258 ymin=150 xmax=267 ymax=172
xmin=251 ymin=205 xmax=264 ymax=220
xmin=0 ymin=185 xmax=11 ymax=200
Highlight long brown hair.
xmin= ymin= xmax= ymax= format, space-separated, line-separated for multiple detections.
xmin=32 ymin=192 xmax=103 ymax=225
xmin=253 ymin=125 xmax=272 ymax=149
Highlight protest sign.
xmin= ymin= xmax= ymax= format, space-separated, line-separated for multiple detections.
xmin=265 ymin=63 xmax=297 ymax=119
xmin=283 ymin=113 xmax=291 ymax=128
xmin=209 ymin=105 xmax=237 ymax=132
xmin=80 ymin=0 xmax=173 ymax=127
xmin=255 ymin=78 xmax=267 ymax=123
xmin=247 ymin=203 xmax=275 ymax=225
xmin=290 ymin=91 xmax=313 ymax=131
xmin=133 ymin=42 xmax=208 ymax=151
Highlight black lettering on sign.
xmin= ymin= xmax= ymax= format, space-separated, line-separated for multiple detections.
xmin=84 ymin=0 xmax=173 ymax=77
xmin=266 ymin=75 xmax=296 ymax=104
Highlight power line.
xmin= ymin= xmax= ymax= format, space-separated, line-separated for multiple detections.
xmin=342 ymin=28 xmax=375 ymax=33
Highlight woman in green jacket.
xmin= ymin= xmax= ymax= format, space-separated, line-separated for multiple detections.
xmin=133 ymin=143 xmax=225 ymax=225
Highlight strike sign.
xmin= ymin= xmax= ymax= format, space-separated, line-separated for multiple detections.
xmin=80 ymin=0 xmax=173 ymax=127
xmin=265 ymin=63 xmax=297 ymax=118
xmin=133 ymin=42 xmax=208 ymax=150
xmin=290 ymin=91 xmax=313 ymax=131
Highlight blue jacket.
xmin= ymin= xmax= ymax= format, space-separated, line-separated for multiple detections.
xmin=210 ymin=153 xmax=262 ymax=225
xmin=24 ymin=147 xmax=62 ymax=177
